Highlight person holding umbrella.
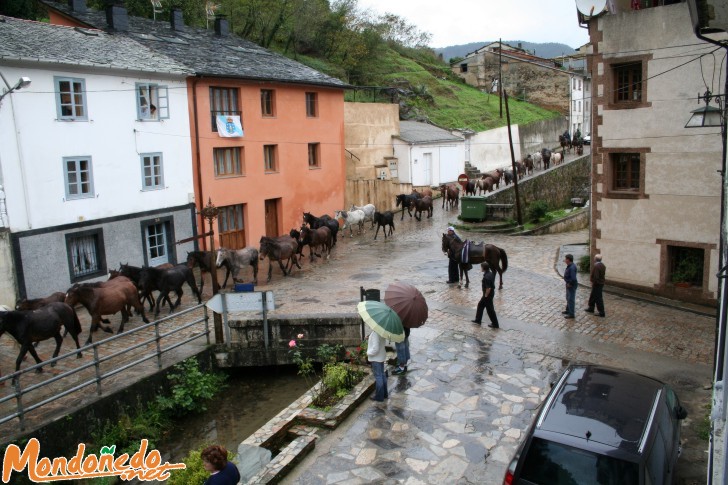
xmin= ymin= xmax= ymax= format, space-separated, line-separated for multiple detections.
xmin=384 ymin=282 xmax=428 ymax=375
xmin=357 ymin=300 xmax=405 ymax=402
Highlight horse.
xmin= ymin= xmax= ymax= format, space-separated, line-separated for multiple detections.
xmin=373 ymin=211 xmax=395 ymax=240
xmin=300 ymin=226 xmax=333 ymax=262
xmin=441 ymin=233 xmax=508 ymax=289
xmin=0 ymin=302 xmax=83 ymax=384
xmin=118 ymin=263 xmax=172 ymax=311
xmin=552 ymin=151 xmax=563 ymax=166
xmin=412 ymin=188 xmax=433 ymax=199
xmin=523 ymin=155 xmax=534 ymax=176
xmin=410 ymin=196 xmax=433 ymax=221
xmin=439 ymin=184 xmax=459 ymax=210
xmin=215 ymin=247 xmax=259 ymax=286
xmin=476 ymin=177 xmax=494 ymax=195
xmin=187 ymin=251 xmax=233 ymax=293
xmin=15 ymin=292 xmax=65 ymax=311
xmin=503 ymin=170 xmax=514 ymax=186
xmin=541 ymin=148 xmax=552 ymax=170
xmin=138 ymin=264 xmax=201 ymax=317
xmin=302 ymin=212 xmax=339 ymax=247
xmin=335 ymin=209 xmax=367 ymax=237
xmin=259 ymin=235 xmax=301 ymax=282
xmin=395 ymin=194 xmax=419 ymax=220
xmin=464 ymin=181 xmax=477 ymax=196
xmin=483 ymin=169 xmax=502 ymax=189
xmin=350 ymin=204 xmax=376 ymax=228
xmin=514 ymin=161 xmax=526 ymax=179
xmin=575 ymin=140 xmax=584 ymax=156
xmin=559 ymin=134 xmax=572 ymax=154
xmin=65 ymin=279 xmax=149 ymax=344
xmin=531 ymin=151 xmax=543 ymax=171
xmin=289 ymin=229 xmax=306 ymax=257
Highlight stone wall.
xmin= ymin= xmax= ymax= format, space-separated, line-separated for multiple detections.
xmin=216 ymin=313 xmax=363 ymax=368
xmin=486 ymin=155 xmax=591 ymax=216
xmin=519 ymin=117 xmax=569 ymax=158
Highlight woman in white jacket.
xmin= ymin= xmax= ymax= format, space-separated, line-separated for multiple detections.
xmin=367 ymin=330 xmax=388 ymax=401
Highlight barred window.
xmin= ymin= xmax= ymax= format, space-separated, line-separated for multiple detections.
xmin=66 ymin=229 xmax=105 ymax=281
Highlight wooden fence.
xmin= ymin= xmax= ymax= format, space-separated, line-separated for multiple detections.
xmin=345 ymin=179 xmax=413 ymax=213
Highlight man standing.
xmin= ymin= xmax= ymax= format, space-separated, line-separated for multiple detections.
xmin=585 ymin=254 xmax=606 ymax=317
xmin=446 ymin=226 xmax=462 ymax=284
xmin=366 ymin=329 xmax=388 ymax=402
xmin=472 ymin=262 xmax=499 ymax=328
xmin=563 ymin=254 xmax=577 ymax=319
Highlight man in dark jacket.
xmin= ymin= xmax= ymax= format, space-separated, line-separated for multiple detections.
xmin=446 ymin=226 xmax=462 ymax=284
xmin=472 ymin=262 xmax=499 ymax=328
xmin=562 ymin=254 xmax=578 ymax=319
xmin=585 ymin=254 xmax=606 ymax=317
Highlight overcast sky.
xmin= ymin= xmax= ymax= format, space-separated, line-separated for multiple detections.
xmin=356 ymin=0 xmax=590 ymax=49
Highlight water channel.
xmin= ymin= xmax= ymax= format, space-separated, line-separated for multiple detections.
xmin=158 ymin=366 xmax=311 ymax=464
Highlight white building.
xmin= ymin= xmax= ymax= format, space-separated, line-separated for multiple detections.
xmin=0 ymin=17 xmax=197 ymax=300
xmin=569 ymin=74 xmax=591 ymax=137
xmin=392 ymin=121 xmax=465 ymax=187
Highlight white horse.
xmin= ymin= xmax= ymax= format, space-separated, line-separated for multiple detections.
xmin=216 ymin=247 xmax=259 ymax=284
xmin=351 ymin=203 xmax=376 ymax=228
xmin=531 ymin=151 xmax=543 ymax=170
xmin=552 ymin=152 xmax=563 ymax=165
xmin=335 ymin=209 xmax=367 ymax=237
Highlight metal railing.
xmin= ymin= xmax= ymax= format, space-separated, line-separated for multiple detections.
xmin=0 ymin=304 xmax=210 ymax=432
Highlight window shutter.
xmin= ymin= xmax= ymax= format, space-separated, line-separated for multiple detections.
xmin=158 ymin=86 xmax=169 ymax=119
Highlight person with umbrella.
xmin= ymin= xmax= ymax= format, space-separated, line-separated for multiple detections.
xmin=384 ymin=282 xmax=428 ymax=375
xmin=358 ymin=300 xmax=404 ymax=402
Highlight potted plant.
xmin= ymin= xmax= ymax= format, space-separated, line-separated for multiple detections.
xmin=671 ymin=254 xmax=702 ymax=287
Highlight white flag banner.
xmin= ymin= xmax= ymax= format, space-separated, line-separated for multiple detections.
xmin=216 ymin=115 xmax=244 ymax=137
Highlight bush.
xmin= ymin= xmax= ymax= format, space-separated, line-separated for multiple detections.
xmin=526 ymin=200 xmax=549 ymax=222
xmin=578 ymin=254 xmax=591 ymax=273
xmin=168 ymin=445 xmax=237 ymax=485
xmin=156 ymin=358 xmax=228 ymax=417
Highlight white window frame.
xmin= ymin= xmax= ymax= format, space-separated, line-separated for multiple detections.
xmin=136 ymin=83 xmax=169 ymax=120
xmin=55 ymin=76 xmax=88 ymax=121
xmin=141 ymin=152 xmax=164 ymax=190
xmin=63 ymin=156 xmax=94 ymax=199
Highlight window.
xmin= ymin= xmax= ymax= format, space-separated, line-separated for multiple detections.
xmin=586 ymin=100 xmax=590 ymax=113
xmin=55 ymin=76 xmax=87 ymax=120
xmin=668 ymin=246 xmax=704 ymax=286
xmin=140 ymin=153 xmax=164 ymax=189
xmin=66 ymin=229 xmax=105 ymax=281
xmin=145 ymin=221 xmax=169 ymax=266
xmin=136 ymin=83 xmax=169 ymax=120
xmin=213 ymin=147 xmax=243 ymax=177
xmin=261 ymin=89 xmax=275 ymax=116
xmin=210 ymin=87 xmax=240 ymax=131
xmin=612 ymin=153 xmax=641 ymax=191
xmin=264 ymin=145 xmax=278 ymax=172
xmin=572 ymin=78 xmax=576 ymax=89
xmin=460 ymin=63 xmax=468 ymax=73
xmin=305 ymin=92 xmax=318 ymax=117
xmin=614 ymin=62 xmax=642 ymax=102
xmin=578 ymin=101 xmax=581 ymax=112
xmin=308 ymin=143 xmax=320 ymax=168
xmin=573 ymin=100 xmax=577 ymax=112
xmin=64 ymin=156 xmax=94 ymax=199
xmin=578 ymin=79 xmax=582 ymax=90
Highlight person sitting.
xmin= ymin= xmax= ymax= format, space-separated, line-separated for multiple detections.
xmin=574 ymin=129 xmax=582 ymax=144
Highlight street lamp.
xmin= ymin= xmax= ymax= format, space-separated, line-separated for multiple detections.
xmin=0 ymin=76 xmax=31 ymax=103
xmin=686 ymin=90 xmax=724 ymax=128
xmin=199 ymin=198 xmax=223 ymax=343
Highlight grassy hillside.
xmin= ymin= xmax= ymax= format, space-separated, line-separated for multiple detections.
xmin=291 ymin=45 xmax=559 ymax=132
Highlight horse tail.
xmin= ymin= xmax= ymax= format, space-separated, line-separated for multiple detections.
xmin=71 ymin=307 xmax=83 ymax=335
xmin=499 ymin=247 xmax=508 ymax=273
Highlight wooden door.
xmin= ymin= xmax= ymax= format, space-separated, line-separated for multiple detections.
xmin=218 ymin=204 xmax=246 ymax=249
xmin=265 ymin=199 xmax=279 ymax=237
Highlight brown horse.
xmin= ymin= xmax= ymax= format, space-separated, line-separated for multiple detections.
xmin=476 ymin=177 xmax=494 ymax=195
xmin=559 ymin=134 xmax=572 ymax=154
xmin=410 ymin=196 xmax=433 ymax=221
xmin=523 ymin=155 xmax=534 ymax=176
xmin=65 ymin=279 xmax=149 ymax=344
xmin=300 ymin=226 xmax=333 ymax=262
xmin=441 ymin=233 xmax=508 ymax=288
xmin=259 ymin=235 xmax=301 ymax=282
xmin=440 ymin=184 xmax=459 ymax=210
xmin=15 ymin=292 xmax=65 ymax=311
xmin=482 ymin=169 xmax=502 ymax=189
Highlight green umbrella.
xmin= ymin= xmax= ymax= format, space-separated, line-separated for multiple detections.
xmin=357 ymin=300 xmax=405 ymax=342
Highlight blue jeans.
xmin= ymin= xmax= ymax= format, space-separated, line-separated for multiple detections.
xmin=371 ymin=361 xmax=388 ymax=401
xmin=565 ymin=284 xmax=576 ymax=316
xmin=395 ymin=338 xmax=410 ymax=367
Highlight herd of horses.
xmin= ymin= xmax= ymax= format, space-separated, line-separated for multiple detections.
xmin=0 ymin=141 xmax=588 ymax=381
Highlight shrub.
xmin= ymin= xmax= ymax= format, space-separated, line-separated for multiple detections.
xmin=526 ymin=200 xmax=549 ymax=222
xmin=578 ymin=254 xmax=591 ymax=273
xmin=156 ymin=358 xmax=228 ymax=417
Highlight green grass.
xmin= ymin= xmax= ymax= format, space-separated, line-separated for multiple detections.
xmin=522 ymin=208 xmax=578 ymax=231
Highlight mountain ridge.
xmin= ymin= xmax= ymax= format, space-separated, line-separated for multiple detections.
xmin=434 ymin=41 xmax=579 ymax=62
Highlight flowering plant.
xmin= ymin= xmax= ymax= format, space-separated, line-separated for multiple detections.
xmin=345 ymin=340 xmax=368 ymax=365
xmin=289 ymin=333 xmax=315 ymax=386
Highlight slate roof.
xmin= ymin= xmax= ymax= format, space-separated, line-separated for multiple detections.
xmin=396 ymin=121 xmax=464 ymax=144
xmin=40 ymin=1 xmax=348 ymax=89
xmin=0 ymin=15 xmax=191 ymax=76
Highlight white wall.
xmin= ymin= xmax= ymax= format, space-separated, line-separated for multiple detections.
xmin=391 ymin=141 xmax=464 ymax=186
xmin=0 ymin=65 xmax=193 ymax=232
xmin=469 ymin=125 xmax=522 ymax=173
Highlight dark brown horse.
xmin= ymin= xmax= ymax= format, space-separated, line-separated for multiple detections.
xmin=476 ymin=177 xmax=494 ymax=195
xmin=439 ymin=184 xmax=459 ymax=210
xmin=482 ymin=169 xmax=502 ymax=189
xmin=139 ymin=264 xmax=201 ymax=316
xmin=395 ymin=194 xmax=419 ymax=220
xmin=187 ymin=250 xmax=233 ymax=292
xmin=302 ymin=212 xmax=339 ymax=247
xmin=523 ymin=155 xmax=534 ymax=176
xmin=0 ymin=302 xmax=83 ymax=384
xmin=441 ymin=233 xmax=508 ymax=288
xmin=559 ymin=134 xmax=572 ymax=154
xmin=15 ymin=292 xmax=65 ymax=311
xmin=260 ymin=235 xmax=301 ymax=282
xmin=373 ymin=211 xmax=395 ymax=240
xmin=118 ymin=263 xmax=172 ymax=311
xmin=410 ymin=196 xmax=433 ymax=221
xmin=65 ymin=279 xmax=149 ymax=344
xmin=300 ymin=226 xmax=333 ymax=262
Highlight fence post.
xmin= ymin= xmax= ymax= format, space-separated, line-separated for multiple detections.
xmin=13 ymin=379 xmax=25 ymax=431
xmin=93 ymin=345 xmax=102 ymax=396
xmin=203 ymin=305 xmax=211 ymax=345
xmin=155 ymin=319 xmax=162 ymax=369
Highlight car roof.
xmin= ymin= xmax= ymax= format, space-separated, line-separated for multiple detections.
xmin=537 ymin=365 xmax=663 ymax=455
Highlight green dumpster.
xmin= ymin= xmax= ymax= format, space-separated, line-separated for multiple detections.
xmin=460 ymin=196 xmax=487 ymax=221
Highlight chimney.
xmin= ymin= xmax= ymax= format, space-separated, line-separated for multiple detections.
xmin=214 ymin=15 xmax=229 ymax=37
xmin=517 ymin=42 xmax=522 ymax=51
xmin=170 ymin=7 xmax=184 ymax=31
xmin=68 ymin=0 xmax=87 ymax=13
xmin=106 ymin=2 xmax=128 ymax=32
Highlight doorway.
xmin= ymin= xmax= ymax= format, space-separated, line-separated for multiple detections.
xmin=265 ymin=199 xmax=280 ymax=237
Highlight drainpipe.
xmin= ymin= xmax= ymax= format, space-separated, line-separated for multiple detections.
xmin=694 ymin=25 xmax=728 ymax=485
xmin=192 ymin=76 xmax=206 ymax=250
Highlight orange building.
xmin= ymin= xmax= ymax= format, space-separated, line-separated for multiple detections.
xmin=44 ymin=1 xmax=348 ymax=249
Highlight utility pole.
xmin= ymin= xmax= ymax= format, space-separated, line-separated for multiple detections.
xmin=504 ymin=90 xmax=523 ymax=226
xmin=499 ymin=37 xmax=503 ymax=119
xmin=200 ymin=198 xmax=223 ymax=343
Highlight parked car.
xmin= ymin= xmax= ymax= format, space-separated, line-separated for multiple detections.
xmin=583 ymin=133 xmax=591 ymax=145
xmin=503 ymin=364 xmax=687 ymax=485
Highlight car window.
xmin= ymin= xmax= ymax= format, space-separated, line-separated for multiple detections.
xmin=520 ymin=438 xmax=639 ymax=485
